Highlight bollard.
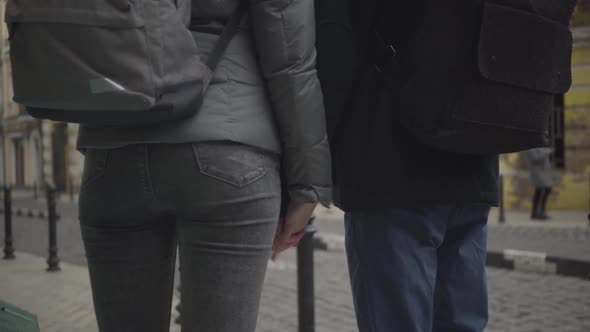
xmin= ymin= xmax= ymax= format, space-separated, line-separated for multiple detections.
xmin=34 ymin=182 xmax=38 ymax=200
xmin=69 ymin=180 xmax=75 ymax=202
xmin=3 ymin=187 xmax=15 ymax=260
xmin=498 ymin=175 xmax=506 ymax=223
xmin=46 ymin=186 xmax=60 ymax=272
xmin=297 ymin=216 xmax=316 ymax=332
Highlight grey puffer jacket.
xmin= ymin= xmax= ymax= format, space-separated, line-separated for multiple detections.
xmin=77 ymin=0 xmax=332 ymax=206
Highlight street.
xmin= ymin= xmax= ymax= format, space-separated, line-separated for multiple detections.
xmin=1 ymin=197 xmax=589 ymax=331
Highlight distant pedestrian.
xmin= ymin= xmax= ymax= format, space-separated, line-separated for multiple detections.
xmin=527 ymin=147 xmax=555 ymax=220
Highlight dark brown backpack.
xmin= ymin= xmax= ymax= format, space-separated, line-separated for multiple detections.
xmin=372 ymin=0 xmax=577 ymax=154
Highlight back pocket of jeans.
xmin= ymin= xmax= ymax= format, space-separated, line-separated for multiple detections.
xmin=193 ymin=143 xmax=267 ymax=188
xmin=81 ymin=149 xmax=110 ymax=189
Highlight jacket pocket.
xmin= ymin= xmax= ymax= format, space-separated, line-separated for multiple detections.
xmin=81 ymin=149 xmax=110 ymax=189
xmin=477 ymin=2 xmax=572 ymax=95
xmin=452 ymin=1 xmax=574 ymax=134
xmin=193 ymin=143 xmax=268 ymax=188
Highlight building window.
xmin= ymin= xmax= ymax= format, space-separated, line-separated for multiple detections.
xmin=550 ymin=94 xmax=566 ymax=169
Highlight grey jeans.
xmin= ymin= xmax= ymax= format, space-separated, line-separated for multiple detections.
xmin=78 ymin=142 xmax=281 ymax=332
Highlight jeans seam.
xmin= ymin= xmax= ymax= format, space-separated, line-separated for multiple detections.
xmin=138 ymin=145 xmax=155 ymax=196
xmin=145 ymin=145 xmax=155 ymax=195
xmin=80 ymin=150 xmax=110 ymax=190
xmin=163 ymin=241 xmax=177 ymax=327
xmin=349 ymin=218 xmax=379 ymax=332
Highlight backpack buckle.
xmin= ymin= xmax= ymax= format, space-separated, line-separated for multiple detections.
xmin=372 ymin=31 xmax=397 ymax=73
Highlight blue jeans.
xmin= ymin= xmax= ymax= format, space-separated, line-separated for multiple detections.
xmin=345 ymin=205 xmax=490 ymax=332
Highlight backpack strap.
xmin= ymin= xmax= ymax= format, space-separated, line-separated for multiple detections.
xmin=369 ymin=0 xmax=398 ymax=74
xmin=349 ymin=0 xmax=378 ymax=57
xmin=205 ymin=2 xmax=248 ymax=74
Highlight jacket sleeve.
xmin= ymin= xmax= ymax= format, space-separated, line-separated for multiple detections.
xmin=249 ymin=0 xmax=332 ymax=207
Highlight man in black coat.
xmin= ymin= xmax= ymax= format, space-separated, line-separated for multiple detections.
xmin=316 ymin=1 xmax=499 ymax=331
xmin=319 ymin=0 xmax=575 ymax=329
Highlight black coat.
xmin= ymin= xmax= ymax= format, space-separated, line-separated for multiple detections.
xmin=317 ymin=0 xmax=502 ymax=211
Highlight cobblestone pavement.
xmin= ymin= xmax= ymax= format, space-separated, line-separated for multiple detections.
xmin=2 ymin=249 xmax=590 ymax=332
xmin=1 ymin=199 xmax=590 ymax=331
xmin=261 ymin=247 xmax=590 ymax=332
xmin=0 ymin=252 xmax=175 ymax=332
xmin=486 ymin=269 xmax=590 ymax=332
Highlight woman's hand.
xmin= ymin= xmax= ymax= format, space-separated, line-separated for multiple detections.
xmin=271 ymin=201 xmax=318 ymax=261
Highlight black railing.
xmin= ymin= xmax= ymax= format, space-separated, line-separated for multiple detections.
xmin=2 ymin=185 xmax=61 ymax=271
xmin=3 ymin=187 xmax=15 ymax=260
xmin=46 ymin=186 xmax=60 ymax=272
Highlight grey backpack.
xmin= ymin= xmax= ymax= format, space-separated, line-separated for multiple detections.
xmin=5 ymin=0 xmax=245 ymax=127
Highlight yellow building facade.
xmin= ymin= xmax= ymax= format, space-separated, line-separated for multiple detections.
xmin=500 ymin=4 xmax=590 ymax=210
xmin=0 ymin=0 xmax=83 ymax=192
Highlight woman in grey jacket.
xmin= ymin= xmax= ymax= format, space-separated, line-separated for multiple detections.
xmin=76 ymin=1 xmax=331 ymax=331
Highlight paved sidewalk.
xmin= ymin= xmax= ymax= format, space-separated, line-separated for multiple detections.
xmin=1 ymin=201 xmax=589 ymax=331
xmin=486 ymin=210 xmax=590 ymax=262
xmin=0 ymin=252 xmax=179 ymax=332
xmin=0 ymin=250 xmax=356 ymax=332
xmin=1 ymin=253 xmax=99 ymax=332
xmin=2 ymin=249 xmax=590 ymax=332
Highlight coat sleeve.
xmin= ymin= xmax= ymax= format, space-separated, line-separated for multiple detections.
xmin=249 ymin=0 xmax=332 ymax=207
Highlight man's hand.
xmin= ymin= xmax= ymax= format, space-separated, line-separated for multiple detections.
xmin=271 ymin=201 xmax=318 ymax=260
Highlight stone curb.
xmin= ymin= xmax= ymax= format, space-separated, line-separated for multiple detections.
xmin=313 ymin=233 xmax=590 ymax=280
xmin=486 ymin=249 xmax=590 ymax=280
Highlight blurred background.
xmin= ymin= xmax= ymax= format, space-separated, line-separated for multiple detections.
xmin=0 ymin=1 xmax=589 ymax=332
